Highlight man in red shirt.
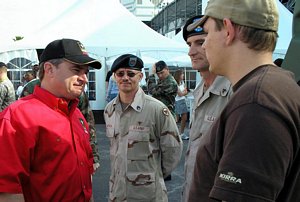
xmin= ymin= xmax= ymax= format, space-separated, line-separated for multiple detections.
xmin=0 ymin=38 xmax=101 ymax=202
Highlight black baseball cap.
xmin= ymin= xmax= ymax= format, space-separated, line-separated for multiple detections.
xmin=183 ymin=15 xmax=205 ymax=42
xmin=39 ymin=39 xmax=102 ymax=69
xmin=111 ymin=54 xmax=143 ymax=72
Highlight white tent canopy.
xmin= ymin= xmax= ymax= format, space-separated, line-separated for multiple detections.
xmin=2 ymin=0 xmax=188 ymax=59
xmin=1 ymin=0 xmax=190 ymax=110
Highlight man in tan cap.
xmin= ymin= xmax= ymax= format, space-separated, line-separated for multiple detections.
xmin=187 ymin=0 xmax=300 ymax=201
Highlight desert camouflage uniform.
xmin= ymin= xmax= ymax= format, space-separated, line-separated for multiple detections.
xmin=19 ymin=79 xmax=100 ymax=165
xmin=0 ymin=79 xmax=16 ymax=111
xmin=182 ymin=76 xmax=231 ymax=202
xmin=147 ymin=74 xmax=178 ymax=117
xmin=104 ymin=88 xmax=183 ymax=202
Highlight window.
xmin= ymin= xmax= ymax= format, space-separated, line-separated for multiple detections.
xmin=169 ymin=68 xmax=198 ymax=90
xmin=87 ymin=71 xmax=96 ymax=100
xmin=7 ymin=57 xmax=34 ymax=90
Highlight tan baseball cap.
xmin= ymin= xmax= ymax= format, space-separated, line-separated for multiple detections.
xmin=188 ymin=0 xmax=279 ymax=32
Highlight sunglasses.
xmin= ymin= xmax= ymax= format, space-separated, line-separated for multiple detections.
xmin=115 ymin=71 xmax=139 ymax=78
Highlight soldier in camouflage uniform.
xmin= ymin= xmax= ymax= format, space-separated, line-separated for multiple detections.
xmin=147 ymin=61 xmax=178 ymax=117
xmin=0 ymin=62 xmax=16 ymax=111
xmin=19 ymin=73 xmax=100 ymax=171
xmin=104 ymin=54 xmax=183 ymax=202
xmin=77 ymin=90 xmax=100 ymax=169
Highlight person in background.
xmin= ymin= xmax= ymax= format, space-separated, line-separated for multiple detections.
xmin=105 ymin=75 xmax=119 ymax=103
xmin=31 ymin=64 xmax=39 ymax=78
xmin=174 ymin=69 xmax=189 ymax=140
xmin=147 ymin=60 xmax=178 ymax=117
xmin=105 ymin=69 xmax=112 ymax=90
xmin=0 ymin=38 xmax=102 ymax=202
xmin=77 ymin=91 xmax=100 ymax=171
xmin=23 ymin=70 xmax=35 ymax=83
xmin=274 ymin=57 xmax=284 ymax=67
xmin=15 ymin=74 xmax=26 ymax=99
xmin=104 ymin=54 xmax=182 ymax=201
xmin=0 ymin=62 xmax=16 ymax=112
xmin=187 ymin=0 xmax=300 ymax=201
xmin=181 ymin=15 xmax=232 ymax=202
xmin=147 ymin=60 xmax=178 ymax=181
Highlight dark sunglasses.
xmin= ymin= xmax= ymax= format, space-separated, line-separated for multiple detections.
xmin=115 ymin=71 xmax=139 ymax=78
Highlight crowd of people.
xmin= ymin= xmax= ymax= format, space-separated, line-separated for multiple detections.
xmin=0 ymin=0 xmax=300 ymax=201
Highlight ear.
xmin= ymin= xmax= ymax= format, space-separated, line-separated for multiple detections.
xmin=223 ymin=18 xmax=235 ymax=45
xmin=139 ymin=72 xmax=144 ymax=81
xmin=44 ymin=62 xmax=55 ymax=78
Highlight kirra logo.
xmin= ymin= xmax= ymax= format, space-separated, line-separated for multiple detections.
xmin=219 ymin=172 xmax=242 ymax=184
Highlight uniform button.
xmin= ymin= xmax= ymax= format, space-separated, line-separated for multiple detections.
xmin=137 ymin=106 xmax=141 ymax=110
xmin=83 ymin=185 xmax=86 ymax=189
xmin=56 ymin=138 xmax=61 ymax=142
xmin=80 ymin=161 xmax=84 ymax=166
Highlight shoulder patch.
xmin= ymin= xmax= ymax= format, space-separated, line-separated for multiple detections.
xmin=162 ymin=108 xmax=169 ymax=116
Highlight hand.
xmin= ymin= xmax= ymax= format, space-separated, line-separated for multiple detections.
xmin=93 ymin=163 xmax=100 ymax=173
xmin=183 ymin=88 xmax=188 ymax=95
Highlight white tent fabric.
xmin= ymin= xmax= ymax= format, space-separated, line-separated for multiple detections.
xmin=1 ymin=0 xmax=190 ymax=110
xmin=2 ymin=0 xmax=188 ymax=59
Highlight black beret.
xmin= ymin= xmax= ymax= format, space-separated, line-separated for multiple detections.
xmin=183 ymin=15 xmax=205 ymax=42
xmin=155 ymin=60 xmax=167 ymax=73
xmin=111 ymin=54 xmax=143 ymax=72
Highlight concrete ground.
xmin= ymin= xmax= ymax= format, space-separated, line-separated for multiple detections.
xmin=92 ymin=124 xmax=189 ymax=202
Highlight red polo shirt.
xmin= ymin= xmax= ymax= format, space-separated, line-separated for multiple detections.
xmin=0 ymin=86 xmax=93 ymax=202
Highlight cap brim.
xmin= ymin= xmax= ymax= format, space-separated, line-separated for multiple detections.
xmin=187 ymin=16 xmax=208 ymax=31
xmin=65 ymin=55 xmax=102 ymax=69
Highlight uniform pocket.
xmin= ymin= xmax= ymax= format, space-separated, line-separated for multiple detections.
xmin=127 ymin=126 xmax=151 ymax=160
xmin=126 ymin=172 xmax=156 ymax=201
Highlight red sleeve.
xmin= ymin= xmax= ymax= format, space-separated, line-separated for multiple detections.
xmin=0 ymin=111 xmax=29 ymax=193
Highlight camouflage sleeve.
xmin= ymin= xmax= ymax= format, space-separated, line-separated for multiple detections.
xmin=159 ymin=107 xmax=183 ymax=177
xmin=146 ymin=74 xmax=157 ymax=95
xmin=147 ymin=75 xmax=178 ymax=98
xmin=78 ymin=92 xmax=100 ymax=165
xmin=0 ymin=84 xmax=7 ymax=111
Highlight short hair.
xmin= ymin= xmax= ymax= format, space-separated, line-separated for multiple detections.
xmin=38 ymin=58 xmax=64 ymax=81
xmin=0 ymin=62 xmax=7 ymax=72
xmin=212 ymin=17 xmax=278 ymax=52
xmin=274 ymin=58 xmax=283 ymax=67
